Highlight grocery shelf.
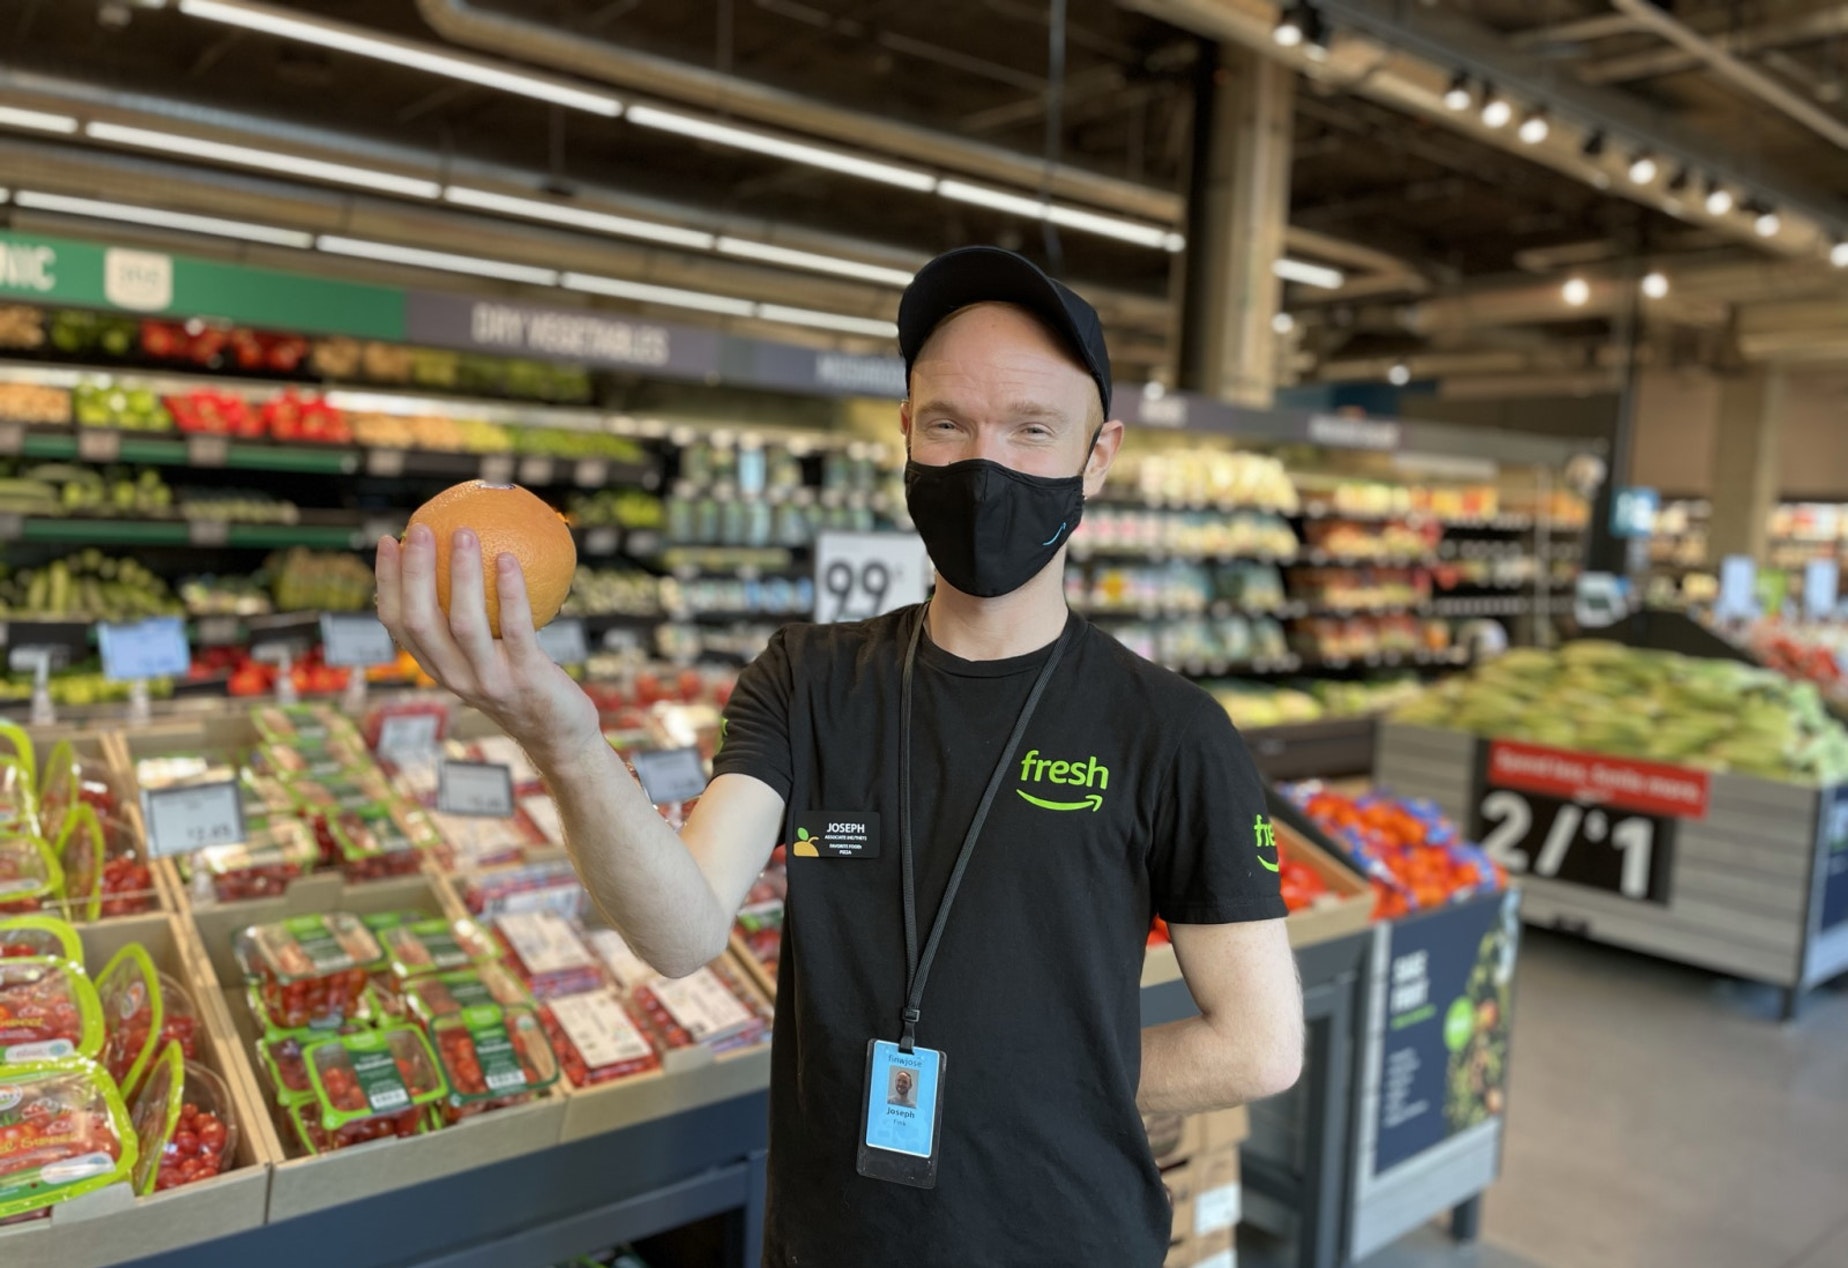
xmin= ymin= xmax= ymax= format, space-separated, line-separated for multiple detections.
xmin=1291 ymin=551 xmax=1439 ymax=568
xmin=8 ymin=515 xmax=377 ymax=550
xmin=1068 ymin=545 xmax=1300 ymax=565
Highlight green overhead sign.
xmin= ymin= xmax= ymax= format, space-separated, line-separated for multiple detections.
xmin=0 ymin=232 xmax=405 ymax=339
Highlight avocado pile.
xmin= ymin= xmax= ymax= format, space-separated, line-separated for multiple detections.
xmin=1395 ymin=641 xmax=1848 ymax=784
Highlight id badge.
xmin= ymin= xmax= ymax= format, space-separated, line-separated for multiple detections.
xmin=856 ymin=1039 xmax=945 ymax=1189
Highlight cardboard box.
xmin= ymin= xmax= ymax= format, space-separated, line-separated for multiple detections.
xmin=1268 ymin=811 xmax=1373 ymax=949
xmin=1163 ymin=1159 xmax=1196 ymax=1249
xmin=1197 ymin=1105 xmax=1250 ymax=1154
xmin=0 ymin=914 xmax=273 ymax=1268
xmin=1188 ymin=1146 xmax=1241 ymax=1239
xmin=1168 ymin=1228 xmax=1235 ymax=1268
xmin=1144 ymin=1111 xmax=1204 ymax=1170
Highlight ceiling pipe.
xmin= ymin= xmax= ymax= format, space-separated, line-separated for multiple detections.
xmin=1579 ymin=5 xmax=1848 ymax=86
xmin=1605 ymin=0 xmax=1848 ymax=152
xmin=411 ymin=0 xmax=1183 ymax=225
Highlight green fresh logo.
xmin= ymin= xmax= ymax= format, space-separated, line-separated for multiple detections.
xmin=715 ymin=718 xmax=729 ymax=756
xmin=1254 ymin=815 xmax=1280 ymax=872
xmin=1444 ymin=998 xmax=1476 ymax=1052
xmin=1015 ymin=749 xmax=1108 ymax=812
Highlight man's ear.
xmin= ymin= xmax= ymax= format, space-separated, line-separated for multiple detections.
xmin=899 ymin=400 xmax=913 ymax=454
xmin=1084 ymin=419 xmax=1125 ymax=497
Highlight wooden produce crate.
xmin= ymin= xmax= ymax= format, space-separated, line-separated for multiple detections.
xmin=0 ymin=913 xmax=274 ymax=1268
xmin=1377 ymin=722 xmax=1848 ymax=1012
xmin=182 ymin=872 xmax=571 ymax=1223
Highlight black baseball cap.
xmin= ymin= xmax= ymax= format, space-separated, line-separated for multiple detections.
xmin=898 ymin=246 xmax=1113 ymax=418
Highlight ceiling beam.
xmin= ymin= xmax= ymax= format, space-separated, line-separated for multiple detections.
xmin=1578 ymin=5 xmax=1848 ymax=85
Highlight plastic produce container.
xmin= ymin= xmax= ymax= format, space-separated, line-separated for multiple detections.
xmin=628 ymin=959 xmax=770 ymax=1056
xmin=492 ymin=911 xmax=603 ymax=999
xmin=538 ymin=989 xmax=660 ymax=1087
xmin=403 ymin=963 xmax=534 ymax=1027
xmin=183 ymin=818 xmax=322 ymax=904
xmin=96 ymin=943 xmax=162 ymax=1097
xmin=431 ymin=1003 xmax=558 ymax=1122
xmin=330 ymin=804 xmax=432 ymax=883
xmin=0 ymin=1058 xmax=137 ymax=1220
xmin=0 ymin=957 xmax=103 ymax=1063
xmin=234 ymin=912 xmax=384 ymax=1030
xmin=0 ymin=914 xmax=83 ymax=964
xmin=0 ymin=837 xmax=61 ymax=916
xmin=293 ymin=1026 xmax=448 ymax=1153
xmin=381 ymin=918 xmax=499 ymax=980
xmin=129 ymin=1042 xmax=239 ymax=1194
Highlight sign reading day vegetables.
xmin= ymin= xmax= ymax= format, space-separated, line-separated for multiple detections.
xmin=1372 ymin=891 xmax=1519 ymax=1176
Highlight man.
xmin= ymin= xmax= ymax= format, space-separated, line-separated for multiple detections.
xmin=891 ymin=1068 xmax=917 ymax=1108
xmin=376 ymin=245 xmax=1303 ymax=1267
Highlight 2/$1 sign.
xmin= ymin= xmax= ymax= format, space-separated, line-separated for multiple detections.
xmin=1469 ymin=739 xmax=1710 ymax=904
xmin=0 ymin=239 xmax=175 ymax=311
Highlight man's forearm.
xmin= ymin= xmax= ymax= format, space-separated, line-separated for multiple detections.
xmin=539 ymin=741 xmax=729 ymax=977
xmin=1138 ymin=1012 xmax=1304 ymax=1116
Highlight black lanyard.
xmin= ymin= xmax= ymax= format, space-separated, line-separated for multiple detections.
xmin=895 ymin=605 xmax=1070 ymax=1052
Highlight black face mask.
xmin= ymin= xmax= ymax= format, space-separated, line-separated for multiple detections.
xmin=904 ymin=442 xmax=1092 ymax=598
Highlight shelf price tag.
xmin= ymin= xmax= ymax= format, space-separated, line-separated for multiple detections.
xmin=377 ymin=711 xmax=443 ymax=761
xmin=0 ymin=514 xmax=21 ymax=543
xmin=187 ymin=435 xmax=230 ymax=467
xmin=574 ymin=458 xmax=608 ymax=488
xmin=0 ymin=422 xmax=23 ymax=455
xmin=814 ymin=531 xmax=931 ymax=623
xmin=1804 ymin=560 xmax=1839 ymax=620
xmin=582 ymin=527 xmax=619 ymax=557
xmin=534 ymin=618 xmax=588 ymax=666
xmin=437 ymin=760 xmax=515 ymax=818
xmin=319 ymin=614 xmax=397 ymax=667
xmin=631 ymin=746 xmax=708 ymax=806
xmin=195 ymin=616 xmax=241 ymax=646
xmin=77 ymin=429 xmax=121 ymax=462
xmin=187 ymin=519 xmax=231 ymax=547
xmin=366 ymin=449 xmax=407 ymax=478
xmin=98 ymin=616 xmax=190 ymax=682
xmin=141 ymin=779 xmax=245 ymax=858
xmin=518 ymin=456 xmax=555 ymax=487
xmin=479 ymin=454 xmax=516 ymax=485
xmin=1715 ymin=556 xmax=1758 ymax=622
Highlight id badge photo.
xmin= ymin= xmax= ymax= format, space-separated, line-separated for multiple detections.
xmin=856 ymin=1039 xmax=946 ymax=1189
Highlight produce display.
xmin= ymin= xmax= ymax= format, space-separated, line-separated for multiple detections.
xmin=0 ymin=551 xmax=181 ymax=620
xmin=406 ymin=480 xmax=577 ymax=638
xmin=1746 ymin=620 xmax=1847 ymax=701
xmin=1105 ymin=448 xmax=1299 ymax=512
xmin=539 ymin=988 xmax=660 ymax=1087
xmin=1394 ymin=641 xmax=1848 ymax=783
xmin=0 ymin=1059 xmax=136 ymax=1220
xmin=296 ymin=1026 xmax=447 ymax=1152
xmin=1073 ymin=507 xmax=1300 ymax=559
xmin=234 ymin=913 xmax=382 ymax=1031
xmin=1282 ymin=783 xmax=1506 ymax=919
xmin=1208 ymin=676 xmax=1425 ymax=730
xmin=129 ymin=1042 xmax=238 ymax=1194
xmin=431 ymin=1003 xmax=557 ymax=1122
xmin=0 ymin=957 xmax=102 ymax=1062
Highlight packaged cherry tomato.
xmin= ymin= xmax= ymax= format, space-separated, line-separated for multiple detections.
xmin=257 ymin=1033 xmax=317 ymax=1106
xmin=245 ymin=977 xmax=383 ymax=1042
xmin=431 ymin=1003 xmax=557 ymax=1121
xmin=297 ymin=1026 xmax=448 ymax=1152
xmin=286 ymin=1097 xmax=431 ymax=1155
xmin=53 ymin=803 xmax=106 ymax=924
xmin=0 ymin=752 xmax=36 ymax=839
xmin=96 ymin=944 xmax=163 ymax=1097
xmin=0 ymin=837 xmax=61 ymax=915
xmin=0 ymin=914 xmax=83 ymax=965
xmin=627 ymin=959 xmax=770 ymax=1056
xmin=381 ymin=918 xmax=499 ymax=980
xmin=234 ymin=913 xmax=383 ymax=1030
xmin=251 ymin=703 xmax=364 ymax=750
xmin=0 ymin=1058 xmax=137 ymax=1220
xmin=492 ymin=911 xmax=603 ymax=999
xmin=0 ymin=957 xmax=103 ymax=1063
xmin=538 ymin=989 xmax=660 ymax=1087
xmin=584 ymin=926 xmax=657 ymax=994
xmin=359 ymin=909 xmax=431 ymax=934
xmin=329 ymin=805 xmax=428 ymax=884
xmin=182 ymin=817 xmax=322 ymax=905
xmin=403 ymin=963 xmax=534 ymax=1027
xmin=129 ymin=1042 xmax=239 ymax=1194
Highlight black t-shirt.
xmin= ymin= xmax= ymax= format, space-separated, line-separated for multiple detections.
xmin=713 ymin=605 xmax=1284 ymax=1268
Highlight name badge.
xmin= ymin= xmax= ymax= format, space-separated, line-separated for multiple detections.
xmin=857 ymin=1039 xmax=945 ymax=1189
xmin=791 ymin=812 xmax=881 ymax=859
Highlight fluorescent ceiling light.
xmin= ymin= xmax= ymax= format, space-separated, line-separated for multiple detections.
xmin=0 ymin=106 xmax=79 ymax=134
xmin=176 ymin=0 xmax=621 ymax=116
xmin=1563 ymin=277 xmax=1590 ymax=306
xmin=626 ymin=105 xmax=936 ymax=192
xmin=87 ymin=121 xmax=441 ymax=199
xmin=936 ymin=179 xmax=1046 ymax=218
xmin=1272 ymin=257 xmax=1347 ymax=289
xmin=561 ymin=271 xmax=756 ymax=316
xmin=443 ymin=186 xmax=714 ymax=250
xmin=755 ymin=304 xmax=897 ymax=338
xmin=714 ymin=238 xmax=913 ymax=287
xmin=936 ymin=180 xmax=1182 ymax=251
xmin=317 ymin=235 xmax=558 ymax=285
xmin=15 ymin=190 xmax=314 ymax=247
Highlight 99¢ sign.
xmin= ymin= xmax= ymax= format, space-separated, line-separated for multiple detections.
xmin=814 ymin=531 xmax=931 ymax=624
xmin=1469 ymin=740 xmax=1705 ymax=905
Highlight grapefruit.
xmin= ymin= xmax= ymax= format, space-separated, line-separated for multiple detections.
xmin=405 ymin=481 xmax=576 ymax=638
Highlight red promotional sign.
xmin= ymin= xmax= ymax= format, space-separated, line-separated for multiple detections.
xmin=1485 ymin=740 xmax=1710 ymax=820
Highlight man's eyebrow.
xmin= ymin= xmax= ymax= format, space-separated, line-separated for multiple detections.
xmin=912 ymin=399 xmax=1071 ymax=423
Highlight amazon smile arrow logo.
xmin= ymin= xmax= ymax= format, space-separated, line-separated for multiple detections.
xmin=1017 ymin=789 xmax=1103 ymax=812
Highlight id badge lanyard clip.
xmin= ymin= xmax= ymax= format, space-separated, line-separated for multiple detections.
xmin=895 ymin=605 xmax=1070 ymax=1052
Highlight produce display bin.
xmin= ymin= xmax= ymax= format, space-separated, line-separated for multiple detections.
xmin=1377 ymin=721 xmax=1848 ymax=1016
xmin=1246 ymin=717 xmax=1379 ymax=782
xmin=0 ymin=913 xmax=274 ymax=1268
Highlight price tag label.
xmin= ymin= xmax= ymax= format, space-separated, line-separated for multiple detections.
xmin=518 ymin=456 xmax=555 ymax=486
xmin=479 ymin=454 xmax=516 ymax=484
xmin=195 ymin=616 xmax=241 ymax=646
xmin=0 ymin=422 xmax=23 ymax=455
xmin=534 ymin=618 xmax=588 ymax=665
xmin=141 ymin=779 xmax=245 ymax=857
xmin=1474 ymin=785 xmax=1673 ymax=904
xmin=574 ymin=458 xmax=608 ymax=488
xmin=582 ymin=526 xmax=619 ymax=557
xmin=377 ymin=712 xmax=443 ymax=760
xmin=1804 ymin=560 xmax=1839 ymax=620
xmin=77 ymin=429 xmax=120 ymax=462
xmin=814 ymin=530 xmax=931 ymax=623
xmin=0 ymin=514 xmax=22 ymax=542
xmin=631 ymin=746 xmax=709 ymax=806
xmin=437 ymin=760 xmax=515 ymax=817
xmin=1715 ymin=555 xmax=1758 ymax=621
xmin=98 ymin=616 xmax=190 ymax=682
xmin=187 ymin=519 xmax=231 ymax=547
xmin=187 ymin=435 xmax=230 ymax=467
xmin=318 ymin=613 xmax=397 ymax=667
xmin=366 ymin=449 xmax=406 ymax=478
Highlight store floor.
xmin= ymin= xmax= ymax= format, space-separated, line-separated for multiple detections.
xmin=1260 ymin=928 xmax=1848 ymax=1268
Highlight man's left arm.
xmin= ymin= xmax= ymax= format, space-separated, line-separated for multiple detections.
xmin=1138 ymin=918 xmax=1304 ymax=1115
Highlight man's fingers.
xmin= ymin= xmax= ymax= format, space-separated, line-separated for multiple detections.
xmin=375 ymin=535 xmax=403 ymax=634
xmin=494 ymin=553 xmax=546 ymax=670
xmin=446 ymin=529 xmax=500 ymax=666
xmin=396 ymin=522 xmax=479 ymax=691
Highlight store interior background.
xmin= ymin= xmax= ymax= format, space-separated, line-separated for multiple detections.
xmin=1 ymin=1 xmax=1848 ymax=1267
